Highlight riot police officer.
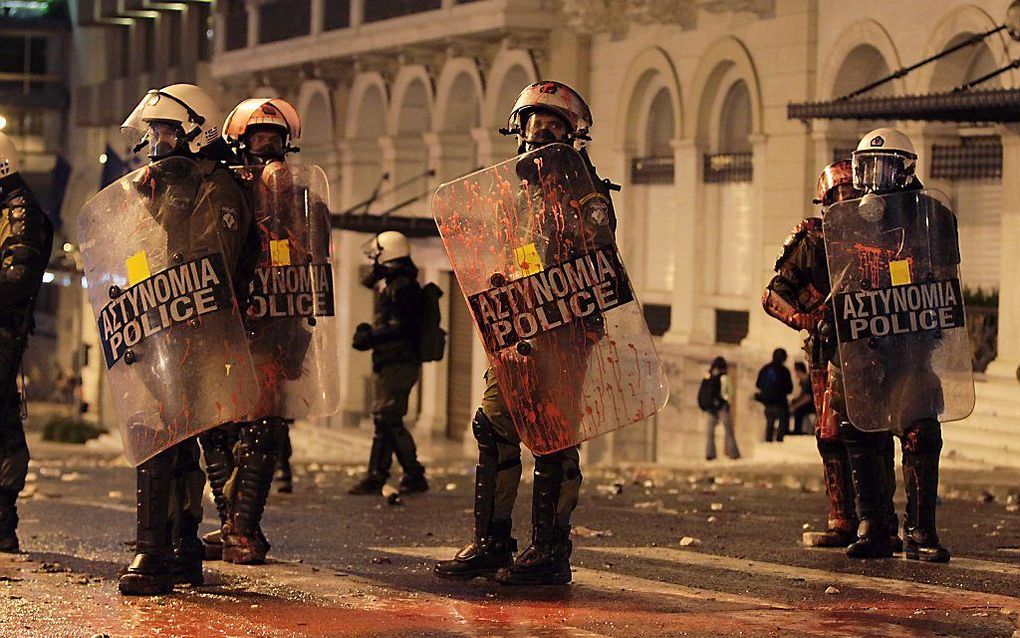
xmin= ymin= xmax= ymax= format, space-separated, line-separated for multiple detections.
xmin=350 ymin=230 xmax=429 ymax=496
xmin=763 ymin=161 xmax=899 ymax=551
xmin=201 ymin=97 xmax=319 ymax=565
xmin=835 ymin=128 xmax=957 ymax=562
xmin=435 ymin=81 xmax=618 ymax=586
xmin=114 ymin=84 xmax=255 ymax=594
xmin=0 ymin=131 xmax=53 ymax=553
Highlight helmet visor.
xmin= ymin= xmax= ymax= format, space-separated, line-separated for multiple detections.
xmin=853 ymin=152 xmax=912 ymax=192
xmin=360 ymin=235 xmax=382 ymax=262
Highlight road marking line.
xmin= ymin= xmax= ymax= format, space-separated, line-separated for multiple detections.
xmin=376 ymin=546 xmax=792 ymax=610
xmin=802 ymin=546 xmax=1020 ymax=578
xmin=588 ymin=546 xmax=1020 ymax=608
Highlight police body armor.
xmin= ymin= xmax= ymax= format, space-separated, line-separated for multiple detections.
xmin=79 ymin=157 xmax=259 ymax=465
xmin=823 ymin=189 xmax=974 ymax=433
xmin=432 ymin=143 xmax=668 ymax=454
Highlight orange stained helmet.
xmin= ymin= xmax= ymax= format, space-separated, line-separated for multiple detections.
xmin=813 ymin=160 xmax=856 ymax=206
xmin=223 ymin=97 xmax=301 ymax=145
xmin=503 ymin=81 xmax=593 ymax=141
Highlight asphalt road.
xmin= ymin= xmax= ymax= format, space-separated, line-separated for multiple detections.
xmin=2 ymin=440 xmax=1020 ymax=638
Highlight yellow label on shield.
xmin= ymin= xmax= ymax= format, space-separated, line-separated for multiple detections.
xmin=889 ymin=259 xmax=911 ymax=286
xmin=125 ymin=251 xmax=151 ymax=286
xmin=270 ymin=239 xmax=291 ymax=266
xmin=512 ymin=243 xmax=543 ymax=278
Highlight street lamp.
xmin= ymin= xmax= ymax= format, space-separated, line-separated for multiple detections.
xmin=0 ymin=115 xmax=7 ymax=130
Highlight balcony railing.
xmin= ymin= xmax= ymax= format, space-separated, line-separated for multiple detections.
xmin=630 ymin=156 xmax=674 ymax=185
xmin=703 ymin=152 xmax=753 ymax=183
xmin=931 ymin=136 xmax=1002 ymax=181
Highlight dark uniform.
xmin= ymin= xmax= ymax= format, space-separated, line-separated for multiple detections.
xmin=0 ymin=174 xmax=53 ymax=553
xmin=831 ymin=182 xmax=957 ymax=562
xmin=353 ymin=256 xmax=426 ymax=491
xmin=121 ymin=156 xmax=255 ymax=593
xmin=763 ymin=217 xmax=898 ymax=547
xmin=437 ymin=149 xmax=617 ymax=585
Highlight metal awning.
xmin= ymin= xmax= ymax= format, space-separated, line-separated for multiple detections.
xmin=331 ymin=213 xmax=439 ymax=238
xmin=788 ymin=88 xmax=1020 ymax=124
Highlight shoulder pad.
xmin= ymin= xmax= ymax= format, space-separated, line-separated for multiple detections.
xmin=773 ymin=217 xmax=821 ymax=271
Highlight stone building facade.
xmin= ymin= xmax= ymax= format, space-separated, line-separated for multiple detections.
xmin=63 ymin=0 xmax=1020 ymax=465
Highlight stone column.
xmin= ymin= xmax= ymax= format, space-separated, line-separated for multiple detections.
xmin=986 ymin=126 xmax=1020 ymax=380
xmin=664 ymin=138 xmax=712 ymax=345
xmin=246 ymin=3 xmax=260 ymax=48
xmin=350 ymin=0 xmax=365 ymax=28
xmin=310 ymin=0 xmax=324 ymax=36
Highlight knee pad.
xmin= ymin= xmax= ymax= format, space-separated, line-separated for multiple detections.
xmin=815 ymin=434 xmax=845 ymax=458
xmin=472 ymin=409 xmax=497 ymax=454
xmin=240 ymin=418 xmax=284 ymax=454
xmin=901 ymin=420 xmax=942 ymax=456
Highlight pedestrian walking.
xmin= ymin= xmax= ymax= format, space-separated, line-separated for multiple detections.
xmin=699 ymin=357 xmax=740 ymax=461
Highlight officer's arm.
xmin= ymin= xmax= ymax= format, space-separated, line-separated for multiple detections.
xmin=763 ymin=237 xmax=814 ymax=331
xmin=0 ymin=192 xmax=54 ymax=307
xmin=370 ymin=280 xmax=422 ymax=344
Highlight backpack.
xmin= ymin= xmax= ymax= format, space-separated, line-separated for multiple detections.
xmin=697 ymin=376 xmax=722 ymax=412
xmin=418 ymin=282 xmax=447 ymax=362
xmin=757 ymin=365 xmax=783 ymax=403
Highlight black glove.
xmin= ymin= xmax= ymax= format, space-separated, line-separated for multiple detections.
xmin=352 ymin=322 xmax=373 ymax=351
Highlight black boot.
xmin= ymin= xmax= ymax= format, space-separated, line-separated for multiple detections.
xmin=436 ymin=410 xmax=519 ymax=580
xmin=223 ymin=419 xmax=280 ymax=565
xmin=171 ymin=511 xmax=204 ymax=586
xmin=198 ymin=427 xmax=235 ymax=561
xmin=497 ymin=458 xmax=576 ymax=586
xmin=902 ymin=422 xmax=950 ymax=563
xmin=843 ymin=425 xmax=893 ymax=559
xmin=275 ymin=425 xmax=293 ymax=494
xmin=805 ymin=437 xmax=857 ymax=548
xmin=349 ymin=424 xmax=392 ymax=495
xmin=879 ymin=434 xmax=903 ymax=553
xmin=120 ymin=451 xmax=174 ymax=596
xmin=386 ymin=416 xmax=428 ymax=494
xmin=0 ymin=489 xmax=20 ymax=554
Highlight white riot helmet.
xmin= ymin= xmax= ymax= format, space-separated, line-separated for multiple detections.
xmin=121 ymin=84 xmax=224 ymax=160
xmin=852 ymin=128 xmax=917 ymax=193
xmin=361 ymin=231 xmax=410 ymax=264
xmin=502 ymin=81 xmax=593 ymax=153
xmin=0 ymin=131 xmax=20 ymax=182
xmin=223 ymin=97 xmax=302 ymax=163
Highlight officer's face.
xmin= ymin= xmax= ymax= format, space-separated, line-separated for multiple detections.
xmin=248 ymin=129 xmax=286 ymax=162
xmin=146 ymin=122 xmax=181 ymax=160
xmin=524 ymin=112 xmax=569 ymax=150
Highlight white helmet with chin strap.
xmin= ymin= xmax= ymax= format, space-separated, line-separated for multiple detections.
xmin=362 ymin=231 xmax=410 ymax=264
xmin=0 ymin=131 xmax=20 ymax=181
xmin=121 ymin=83 xmax=223 ymax=159
xmin=223 ymin=97 xmax=302 ymax=162
xmin=852 ymin=127 xmax=917 ymax=193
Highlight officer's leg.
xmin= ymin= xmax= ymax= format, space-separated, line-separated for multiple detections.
xmin=901 ymin=419 xmax=949 ymax=562
xmin=436 ymin=373 xmax=521 ymax=580
xmin=275 ymin=420 xmax=294 ymax=494
xmin=0 ymin=401 xmax=29 ymax=553
xmin=169 ymin=436 xmax=205 ymax=585
xmin=806 ymin=408 xmax=857 ymax=548
xmin=384 ymin=364 xmax=427 ymax=494
xmin=223 ymin=418 xmax=285 ymax=565
xmin=879 ymin=432 xmax=903 ymax=552
xmin=119 ymin=447 xmax=175 ymax=596
xmin=349 ymin=370 xmax=395 ymax=495
xmin=497 ymin=442 xmax=580 ymax=586
xmin=197 ymin=424 xmax=237 ymax=560
xmin=843 ymin=423 xmax=895 ymax=559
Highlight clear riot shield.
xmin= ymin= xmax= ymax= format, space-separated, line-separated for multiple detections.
xmin=78 ymin=157 xmax=259 ymax=466
xmin=823 ymin=189 xmax=975 ymax=433
xmin=241 ymin=162 xmax=340 ymax=419
xmin=432 ymin=143 xmax=669 ymax=455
